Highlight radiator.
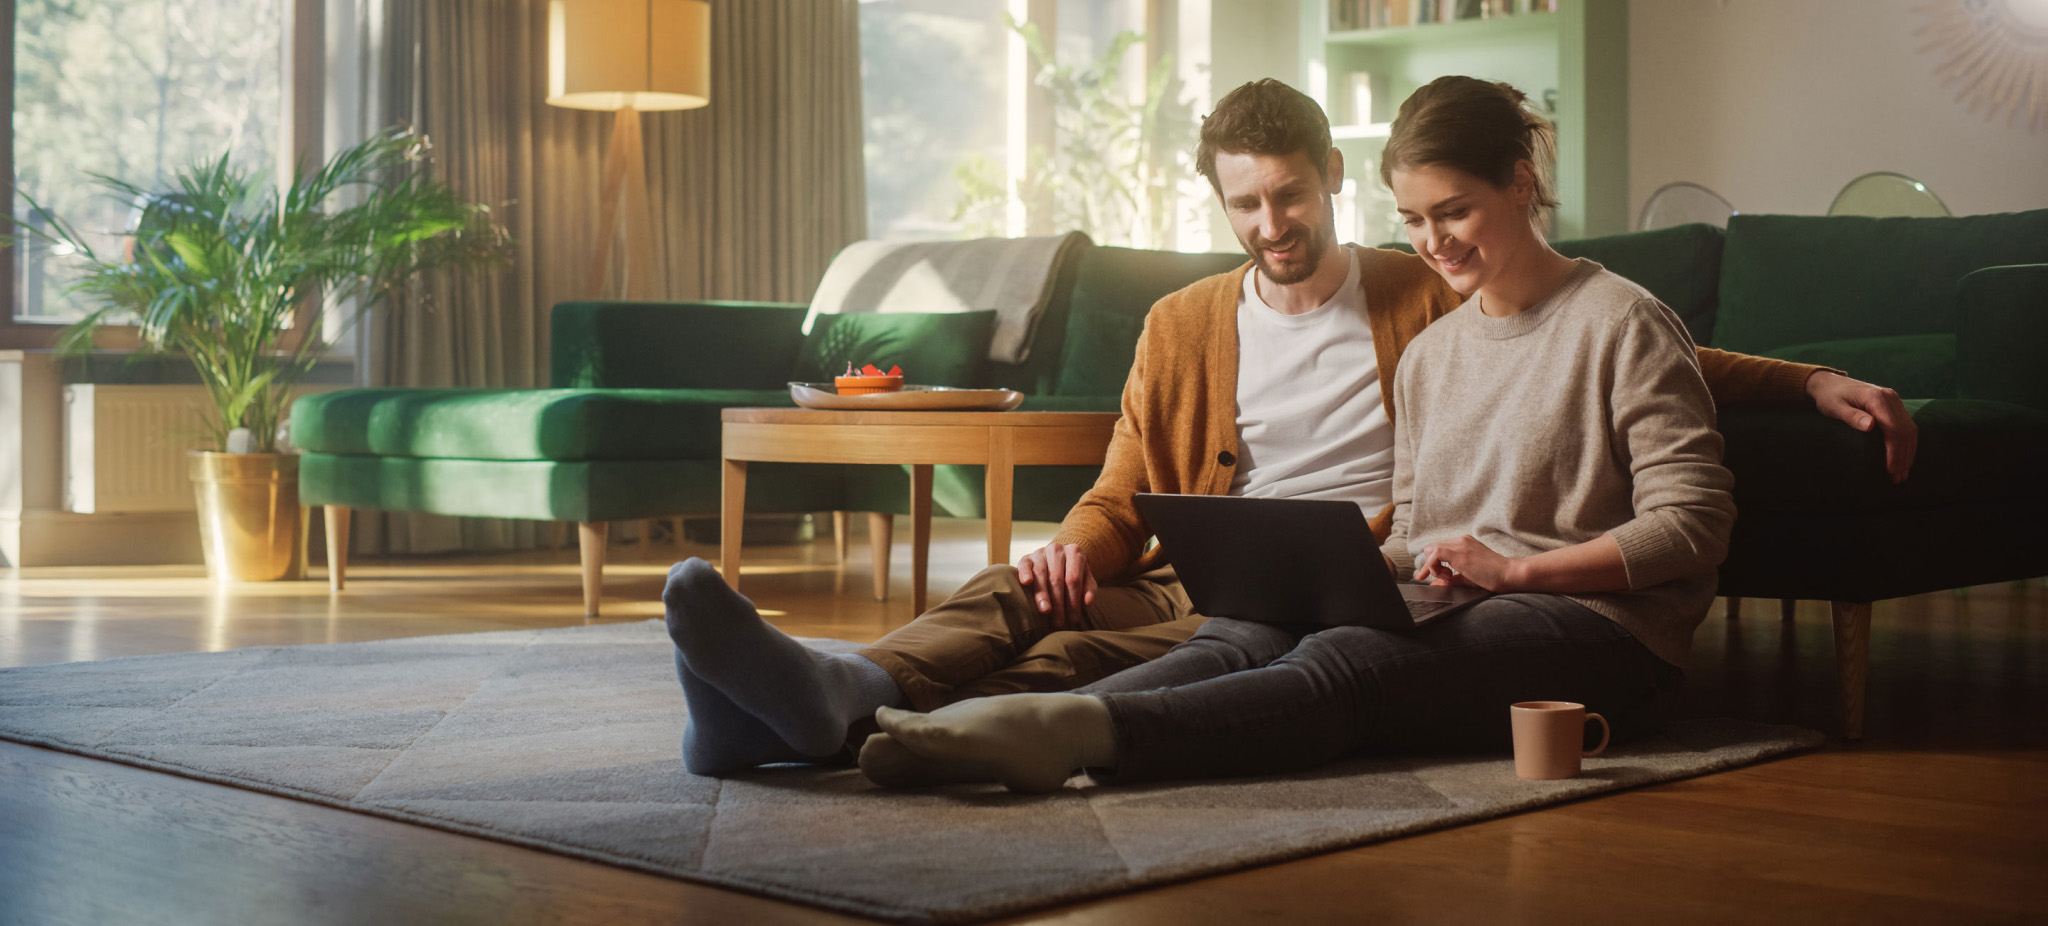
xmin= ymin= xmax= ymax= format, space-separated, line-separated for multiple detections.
xmin=63 ymin=384 xmax=344 ymax=514
xmin=64 ymin=385 xmax=221 ymax=514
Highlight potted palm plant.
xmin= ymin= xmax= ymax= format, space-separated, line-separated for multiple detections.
xmin=8 ymin=129 xmax=508 ymax=581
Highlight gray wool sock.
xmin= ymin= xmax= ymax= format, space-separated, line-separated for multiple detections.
xmin=663 ymin=558 xmax=903 ymax=757
xmin=673 ymin=649 xmax=822 ymax=775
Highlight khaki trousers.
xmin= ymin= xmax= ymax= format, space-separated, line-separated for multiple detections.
xmin=856 ymin=564 xmax=1205 ymax=712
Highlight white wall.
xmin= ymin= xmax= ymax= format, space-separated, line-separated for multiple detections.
xmin=1190 ymin=0 xmax=1302 ymax=252
xmin=1629 ymin=0 xmax=2048 ymax=220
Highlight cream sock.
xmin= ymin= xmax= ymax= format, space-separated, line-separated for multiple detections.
xmin=855 ymin=732 xmax=998 ymax=788
xmin=872 ymin=694 xmax=1117 ymax=793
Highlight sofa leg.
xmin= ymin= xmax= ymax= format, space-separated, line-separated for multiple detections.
xmin=1830 ymin=601 xmax=1871 ymax=740
xmin=1781 ymin=598 xmax=1797 ymax=622
xmin=323 ymin=506 xmax=350 ymax=593
xmin=1724 ymin=596 xmax=1742 ymax=619
xmin=579 ymin=522 xmax=609 ymax=618
xmin=868 ymin=512 xmax=892 ymax=601
xmin=833 ymin=511 xmax=850 ymax=565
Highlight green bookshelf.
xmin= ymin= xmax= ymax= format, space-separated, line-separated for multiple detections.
xmin=1327 ymin=11 xmax=1557 ymax=50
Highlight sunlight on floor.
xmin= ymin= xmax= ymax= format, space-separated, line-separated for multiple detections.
xmin=0 ymin=518 xmax=1062 ymax=667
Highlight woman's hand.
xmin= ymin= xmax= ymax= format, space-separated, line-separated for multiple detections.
xmin=1414 ymin=535 xmax=1518 ymax=591
xmin=1016 ymin=542 xmax=1098 ymax=630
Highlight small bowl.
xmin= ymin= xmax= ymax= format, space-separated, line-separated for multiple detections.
xmin=834 ymin=375 xmax=905 ymax=396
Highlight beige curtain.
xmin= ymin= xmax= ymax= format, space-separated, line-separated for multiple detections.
xmin=645 ymin=1 xmax=867 ymax=302
xmin=357 ymin=0 xmax=866 ymax=555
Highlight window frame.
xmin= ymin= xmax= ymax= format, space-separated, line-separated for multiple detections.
xmin=0 ymin=0 xmax=320 ymax=352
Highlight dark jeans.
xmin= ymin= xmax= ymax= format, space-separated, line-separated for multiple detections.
xmin=1075 ymin=594 xmax=1681 ymax=783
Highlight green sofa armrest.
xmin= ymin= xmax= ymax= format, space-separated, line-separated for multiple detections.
xmin=550 ymin=300 xmax=808 ymax=389
xmin=1956 ymin=263 xmax=2048 ymax=412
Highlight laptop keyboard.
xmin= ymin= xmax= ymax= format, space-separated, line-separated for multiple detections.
xmin=1405 ymin=599 xmax=1455 ymax=618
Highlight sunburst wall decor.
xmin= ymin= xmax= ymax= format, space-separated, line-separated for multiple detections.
xmin=1914 ymin=0 xmax=2048 ymax=132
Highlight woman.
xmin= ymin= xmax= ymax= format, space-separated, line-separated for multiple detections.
xmin=857 ymin=76 xmax=1736 ymax=792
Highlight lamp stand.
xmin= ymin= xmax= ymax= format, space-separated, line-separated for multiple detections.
xmin=585 ymin=108 xmax=660 ymax=300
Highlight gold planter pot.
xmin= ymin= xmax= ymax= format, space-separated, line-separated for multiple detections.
xmin=190 ymin=451 xmax=308 ymax=582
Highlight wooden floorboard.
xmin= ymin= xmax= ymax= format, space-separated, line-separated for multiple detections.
xmin=2 ymin=518 xmax=2045 ymax=925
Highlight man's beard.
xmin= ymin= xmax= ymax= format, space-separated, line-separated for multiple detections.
xmin=1245 ymin=209 xmax=1335 ymax=287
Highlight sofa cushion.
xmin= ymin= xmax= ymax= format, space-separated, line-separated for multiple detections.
xmin=1055 ymin=247 xmax=1247 ymax=396
xmin=1552 ymin=223 xmax=1724 ymax=345
xmin=1956 ymin=263 xmax=2048 ymax=412
xmin=1713 ymin=210 xmax=2048 ymax=354
xmin=551 ymin=300 xmax=808 ymax=389
xmin=793 ymin=311 xmax=998 ymax=387
xmin=292 ymin=388 xmax=794 ymax=461
xmin=299 ymin=454 xmax=845 ymax=521
xmin=1718 ymin=399 xmax=2048 ymax=515
xmin=1759 ymin=333 xmax=1957 ymax=399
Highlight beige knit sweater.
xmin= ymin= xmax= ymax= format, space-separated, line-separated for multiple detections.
xmin=1380 ymin=260 xmax=1736 ymax=669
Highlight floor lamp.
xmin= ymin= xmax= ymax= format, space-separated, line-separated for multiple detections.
xmin=547 ymin=0 xmax=710 ymax=300
xmin=547 ymin=0 xmax=710 ymax=572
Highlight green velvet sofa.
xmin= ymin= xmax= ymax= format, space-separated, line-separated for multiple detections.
xmin=292 ymin=246 xmax=1246 ymax=612
xmin=294 ymin=210 xmax=2048 ymax=737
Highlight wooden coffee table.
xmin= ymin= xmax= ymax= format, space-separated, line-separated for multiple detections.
xmin=720 ymin=408 xmax=1119 ymax=615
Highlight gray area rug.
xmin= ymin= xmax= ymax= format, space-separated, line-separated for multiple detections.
xmin=0 ymin=620 xmax=1822 ymax=924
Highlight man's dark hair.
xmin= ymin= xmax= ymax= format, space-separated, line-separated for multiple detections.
xmin=1194 ymin=79 xmax=1333 ymax=192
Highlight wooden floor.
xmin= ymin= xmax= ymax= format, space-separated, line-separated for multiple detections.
xmin=3 ymin=518 xmax=2045 ymax=925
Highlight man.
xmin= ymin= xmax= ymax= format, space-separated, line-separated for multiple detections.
xmin=663 ymin=79 xmax=1915 ymax=775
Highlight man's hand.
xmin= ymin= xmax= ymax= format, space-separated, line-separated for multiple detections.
xmin=1414 ymin=535 xmax=1516 ymax=591
xmin=1017 ymin=542 xmax=1098 ymax=630
xmin=1806 ymin=370 xmax=1916 ymax=484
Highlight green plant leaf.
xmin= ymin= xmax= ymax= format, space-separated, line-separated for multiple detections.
xmin=14 ymin=125 xmax=511 ymax=443
xmin=163 ymin=230 xmax=216 ymax=276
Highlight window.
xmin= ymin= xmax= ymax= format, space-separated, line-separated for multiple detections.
xmin=10 ymin=0 xmax=282 ymax=325
xmin=857 ymin=0 xmax=1009 ymax=241
xmin=858 ymin=0 xmax=1202 ymax=250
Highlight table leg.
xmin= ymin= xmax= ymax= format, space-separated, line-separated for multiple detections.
xmin=868 ymin=512 xmax=892 ymax=601
xmin=910 ymin=464 xmax=933 ymax=617
xmin=721 ymin=457 xmax=747 ymax=591
xmin=984 ymin=427 xmax=1014 ymax=566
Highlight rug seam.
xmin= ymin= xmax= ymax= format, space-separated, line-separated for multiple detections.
xmin=345 ymin=632 xmax=546 ymax=803
xmin=86 ymin=646 xmax=288 ymax=747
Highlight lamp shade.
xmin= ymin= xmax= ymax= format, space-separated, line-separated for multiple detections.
xmin=547 ymin=0 xmax=710 ymax=112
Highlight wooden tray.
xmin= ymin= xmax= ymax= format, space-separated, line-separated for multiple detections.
xmin=788 ymin=383 xmax=1025 ymax=411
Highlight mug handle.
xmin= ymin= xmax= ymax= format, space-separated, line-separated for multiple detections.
xmin=1582 ymin=712 xmax=1610 ymax=758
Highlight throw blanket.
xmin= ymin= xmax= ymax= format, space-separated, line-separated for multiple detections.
xmin=804 ymin=232 xmax=1092 ymax=364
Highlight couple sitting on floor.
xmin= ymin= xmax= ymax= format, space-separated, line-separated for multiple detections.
xmin=663 ymin=76 xmax=1917 ymax=791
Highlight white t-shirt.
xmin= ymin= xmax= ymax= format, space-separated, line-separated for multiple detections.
xmin=1229 ymin=245 xmax=1395 ymax=514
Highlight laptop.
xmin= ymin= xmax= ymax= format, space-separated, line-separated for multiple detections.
xmin=1133 ymin=493 xmax=1490 ymax=629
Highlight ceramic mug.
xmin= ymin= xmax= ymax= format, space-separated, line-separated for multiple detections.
xmin=1510 ymin=700 xmax=1610 ymax=780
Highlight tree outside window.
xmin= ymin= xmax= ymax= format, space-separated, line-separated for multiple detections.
xmin=859 ymin=0 xmax=1201 ymax=250
xmin=12 ymin=0 xmax=281 ymax=323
